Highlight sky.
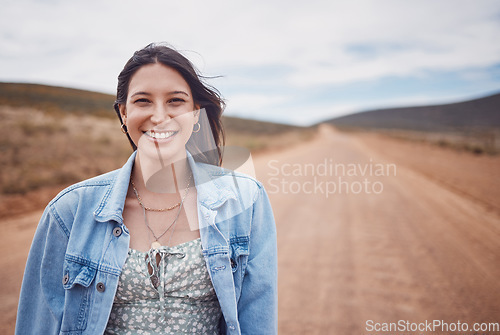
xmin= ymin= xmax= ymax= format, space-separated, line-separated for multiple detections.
xmin=1 ymin=0 xmax=499 ymax=126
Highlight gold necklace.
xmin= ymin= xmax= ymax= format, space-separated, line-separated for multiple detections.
xmin=130 ymin=174 xmax=192 ymax=249
xmin=130 ymin=178 xmax=191 ymax=211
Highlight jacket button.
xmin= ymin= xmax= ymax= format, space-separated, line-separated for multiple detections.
xmin=113 ymin=227 xmax=122 ymax=237
xmin=62 ymin=274 xmax=69 ymax=285
xmin=96 ymin=282 xmax=106 ymax=292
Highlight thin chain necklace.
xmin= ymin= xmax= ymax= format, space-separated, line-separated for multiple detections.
xmin=131 ymin=174 xmax=192 ymax=249
xmin=130 ymin=178 xmax=184 ymax=212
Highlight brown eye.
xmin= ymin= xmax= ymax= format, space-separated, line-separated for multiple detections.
xmin=169 ymin=98 xmax=185 ymax=104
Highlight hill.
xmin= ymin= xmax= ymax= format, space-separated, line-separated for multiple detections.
xmin=0 ymin=82 xmax=116 ymax=118
xmin=323 ymin=91 xmax=500 ymax=132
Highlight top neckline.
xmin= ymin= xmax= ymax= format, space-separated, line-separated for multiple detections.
xmin=128 ymin=237 xmax=201 ymax=254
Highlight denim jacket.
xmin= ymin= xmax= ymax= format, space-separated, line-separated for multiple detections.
xmin=16 ymin=151 xmax=277 ymax=335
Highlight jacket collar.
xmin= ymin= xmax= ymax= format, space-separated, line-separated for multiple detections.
xmin=94 ymin=150 xmax=238 ymax=223
xmin=93 ymin=151 xmax=136 ymax=223
xmin=186 ymin=150 xmax=238 ymax=210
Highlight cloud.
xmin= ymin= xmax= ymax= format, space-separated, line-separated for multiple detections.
xmin=1 ymin=0 xmax=499 ymax=125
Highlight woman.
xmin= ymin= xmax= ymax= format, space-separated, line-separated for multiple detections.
xmin=16 ymin=43 xmax=277 ymax=334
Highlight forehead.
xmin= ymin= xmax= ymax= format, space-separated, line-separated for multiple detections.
xmin=128 ymin=63 xmax=191 ymax=95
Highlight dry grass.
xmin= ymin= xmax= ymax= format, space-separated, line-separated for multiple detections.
xmin=225 ymin=127 xmax=317 ymax=152
xmin=385 ymin=129 xmax=500 ymax=155
xmin=222 ymin=115 xmax=317 ymax=152
xmin=0 ymin=106 xmax=132 ymax=216
xmin=0 ymin=106 xmax=316 ymax=217
xmin=335 ymin=126 xmax=500 ymax=155
xmin=0 ymin=106 xmax=131 ymax=194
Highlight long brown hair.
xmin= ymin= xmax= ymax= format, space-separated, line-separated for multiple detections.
xmin=114 ymin=43 xmax=225 ymax=166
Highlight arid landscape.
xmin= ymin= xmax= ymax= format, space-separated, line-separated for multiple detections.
xmin=2 ymin=123 xmax=500 ymax=334
xmin=1 ymin=84 xmax=499 ymax=334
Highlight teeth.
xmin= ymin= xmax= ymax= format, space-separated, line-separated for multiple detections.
xmin=146 ymin=131 xmax=177 ymax=139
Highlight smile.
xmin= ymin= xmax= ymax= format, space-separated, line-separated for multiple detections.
xmin=144 ymin=130 xmax=178 ymax=140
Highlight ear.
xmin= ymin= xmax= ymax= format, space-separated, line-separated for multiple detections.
xmin=193 ymin=104 xmax=201 ymax=122
xmin=118 ymin=104 xmax=127 ymax=125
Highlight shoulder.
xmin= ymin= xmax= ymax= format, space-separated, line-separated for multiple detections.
xmin=48 ymin=152 xmax=135 ymax=213
xmin=50 ymin=169 xmax=119 ymax=206
xmin=193 ymin=161 xmax=275 ymax=231
xmin=196 ymin=161 xmax=264 ymax=201
xmin=44 ymin=169 xmax=122 ymax=228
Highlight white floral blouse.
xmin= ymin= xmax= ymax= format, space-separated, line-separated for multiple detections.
xmin=105 ymin=238 xmax=222 ymax=334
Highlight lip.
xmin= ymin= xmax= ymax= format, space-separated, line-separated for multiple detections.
xmin=143 ymin=130 xmax=179 ymax=142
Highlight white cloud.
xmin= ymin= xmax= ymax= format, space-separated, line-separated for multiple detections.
xmin=0 ymin=0 xmax=499 ymax=124
xmin=226 ymin=93 xmax=288 ymax=110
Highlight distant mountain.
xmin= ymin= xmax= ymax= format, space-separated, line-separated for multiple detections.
xmin=323 ymin=92 xmax=500 ymax=132
xmin=0 ymin=82 xmax=115 ymax=118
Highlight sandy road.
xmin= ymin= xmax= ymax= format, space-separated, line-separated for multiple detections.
xmin=253 ymin=125 xmax=500 ymax=334
xmin=0 ymin=211 xmax=42 ymax=334
xmin=2 ymin=125 xmax=500 ymax=334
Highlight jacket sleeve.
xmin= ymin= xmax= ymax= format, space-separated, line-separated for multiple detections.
xmin=15 ymin=205 xmax=69 ymax=335
xmin=237 ymin=185 xmax=278 ymax=334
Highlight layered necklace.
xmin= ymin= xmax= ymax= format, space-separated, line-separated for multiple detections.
xmin=130 ymin=175 xmax=192 ymax=250
xmin=129 ymin=173 xmax=194 ymax=322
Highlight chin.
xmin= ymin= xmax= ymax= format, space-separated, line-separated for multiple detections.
xmin=138 ymin=140 xmax=186 ymax=163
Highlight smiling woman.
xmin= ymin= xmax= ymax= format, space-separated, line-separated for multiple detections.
xmin=15 ymin=43 xmax=278 ymax=335
xmin=119 ymin=63 xmax=201 ymax=168
xmin=114 ymin=44 xmax=225 ymax=168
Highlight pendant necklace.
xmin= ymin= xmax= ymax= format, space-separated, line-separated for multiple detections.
xmin=130 ymin=174 xmax=192 ymax=322
xmin=131 ymin=174 xmax=192 ymax=250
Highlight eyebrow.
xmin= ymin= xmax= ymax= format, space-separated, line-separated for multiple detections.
xmin=130 ymin=90 xmax=190 ymax=98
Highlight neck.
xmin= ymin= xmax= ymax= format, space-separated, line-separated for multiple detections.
xmin=133 ymin=149 xmax=192 ymax=195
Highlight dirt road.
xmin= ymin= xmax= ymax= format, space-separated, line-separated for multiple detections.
xmin=2 ymin=125 xmax=500 ymax=334
xmin=253 ymin=125 xmax=500 ymax=334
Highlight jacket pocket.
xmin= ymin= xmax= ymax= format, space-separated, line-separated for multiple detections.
xmin=60 ymin=257 xmax=97 ymax=333
xmin=229 ymin=236 xmax=249 ymax=273
xmin=229 ymin=237 xmax=249 ymax=301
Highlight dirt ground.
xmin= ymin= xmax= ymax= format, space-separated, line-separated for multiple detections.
xmin=2 ymin=125 xmax=500 ymax=334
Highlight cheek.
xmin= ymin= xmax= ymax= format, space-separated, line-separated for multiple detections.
xmin=175 ymin=112 xmax=196 ymax=127
xmin=125 ymin=109 xmax=146 ymax=125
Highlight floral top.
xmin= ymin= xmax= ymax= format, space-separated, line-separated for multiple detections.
xmin=105 ymin=238 xmax=222 ymax=334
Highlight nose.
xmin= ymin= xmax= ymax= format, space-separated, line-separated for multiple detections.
xmin=150 ymin=103 xmax=171 ymax=124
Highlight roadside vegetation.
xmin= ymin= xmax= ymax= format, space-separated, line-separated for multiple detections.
xmin=0 ymin=83 xmax=315 ymax=217
xmin=336 ymin=126 xmax=499 ymax=156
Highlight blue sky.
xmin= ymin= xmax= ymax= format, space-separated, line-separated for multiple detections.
xmin=1 ymin=0 xmax=499 ymax=126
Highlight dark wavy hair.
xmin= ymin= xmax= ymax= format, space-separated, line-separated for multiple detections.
xmin=114 ymin=43 xmax=225 ymax=166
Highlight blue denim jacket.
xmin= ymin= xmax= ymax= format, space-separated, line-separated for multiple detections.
xmin=16 ymin=151 xmax=277 ymax=335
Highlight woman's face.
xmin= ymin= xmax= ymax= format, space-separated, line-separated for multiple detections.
xmin=119 ymin=63 xmax=199 ymax=163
